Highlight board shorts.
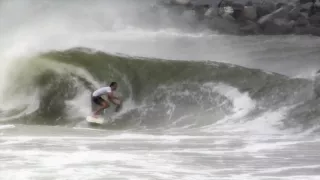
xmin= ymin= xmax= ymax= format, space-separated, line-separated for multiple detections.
xmin=91 ymin=95 xmax=106 ymax=106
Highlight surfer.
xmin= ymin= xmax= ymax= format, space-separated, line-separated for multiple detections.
xmin=91 ymin=82 xmax=122 ymax=118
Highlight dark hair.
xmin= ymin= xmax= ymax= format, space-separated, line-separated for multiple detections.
xmin=109 ymin=82 xmax=117 ymax=87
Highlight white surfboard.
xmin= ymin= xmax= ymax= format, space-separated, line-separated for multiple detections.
xmin=86 ymin=116 xmax=104 ymax=124
xmin=87 ymin=100 xmax=121 ymax=125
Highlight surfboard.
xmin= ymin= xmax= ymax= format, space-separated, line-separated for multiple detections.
xmin=87 ymin=99 xmax=122 ymax=125
xmin=86 ymin=115 xmax=104 ymax=124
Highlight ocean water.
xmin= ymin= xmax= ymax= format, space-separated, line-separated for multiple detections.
xmin=1 ymin=0 xmax=320 ymax=179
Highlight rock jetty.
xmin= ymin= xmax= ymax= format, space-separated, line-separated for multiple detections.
xmin=164 ymin=0 xmax=320 ymax=36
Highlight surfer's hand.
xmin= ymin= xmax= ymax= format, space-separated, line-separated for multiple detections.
xmin=116 ymin=97 xmax=122 ymax=104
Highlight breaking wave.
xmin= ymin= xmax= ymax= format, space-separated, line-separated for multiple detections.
xmin=0 ymin=48 xmax=317 ymax=133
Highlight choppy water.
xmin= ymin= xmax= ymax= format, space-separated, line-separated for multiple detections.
xmin=1 ymin=0 xmax=320 ymax=179
xmin=1 ymin=125 xmax=320 ymax=180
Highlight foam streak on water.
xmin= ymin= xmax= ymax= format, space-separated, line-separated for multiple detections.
xmin=1 ymin=126 xmax=320 ymax=180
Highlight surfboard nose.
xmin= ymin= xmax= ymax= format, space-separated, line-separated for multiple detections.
xmin=86 ymin=116 xmax=104 ymax=124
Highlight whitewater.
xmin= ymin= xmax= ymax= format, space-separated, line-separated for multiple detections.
xmin=1 ymin=0 xmax=320 ymax=179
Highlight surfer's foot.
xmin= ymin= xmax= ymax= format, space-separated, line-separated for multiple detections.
xmin=92 ymin=113 xmax=99 ymax=118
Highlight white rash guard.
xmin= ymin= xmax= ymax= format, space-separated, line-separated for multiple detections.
xmin=92 ymin=86 xmax=112 ymax=97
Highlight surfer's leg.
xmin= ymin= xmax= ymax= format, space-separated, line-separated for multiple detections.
xmin=93 ymin=102 xmax=109 ymax=117
xmin=93 ymin=100 xmax=109 ymax=117
xmin=92 ymin=96 xmax=109 ymax=117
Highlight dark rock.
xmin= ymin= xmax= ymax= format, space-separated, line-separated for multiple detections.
xmin=309 ymin=13 xmax=320 ymax=26
xmin=162 ymin=0 xmax=320 ymax=37
xmin=191 ymin=3 xmax=211 ymax=20
xmin=218 ymin=0 xmax=234 ymax=7
xmin=309 ymin=26 xmax=320 ymax=36
xmin=243 ymin=5 xmax=257 ymax=20
xmin=294 ymin=25 xmax=320 ymax=35
xmin=239 ymin=20 xmax=261 ymax=34
xmin=246 ymin=1 xmax=253 ymax=6
xmin=218 ymin=6 xmax=234 ymax=17
xmin=300 ymin=2 xmax=313 ymax=11
xmin=172 ymin=0 xmax=191 ymax=5
xmin=230 ymin=2 xmax=244 ymax=10
xmin=189 ymin=0 xmax=216 ymax=7
xmin=207 ymin=16 xmax=239 ymax=34
xmin=308 ymin=4 xmax=317 ymax=17
xmin=219 ymin=2 xmax=245 ymax=20
xmin=289 ymin=7 xmax=301 ymax=20
xmin=314 ymin=69 xmax=320 ymax=98
xmin=222 ymin=12 xmax=236 ymax=21
xmin=232 ymin=9 xmax=245 ymax=20
xmin=276 ymin=2 xmax=286 ymax=9
xmin=204 ymin=7 xmax=218 ymax=18
xmin=262 ymin=18 xmax=295 ymax=34
xmin=300 ymin=0 xmax=314 ymax=4
xmin=294 ymin=15 xmax=310 ymax=26
xmin=258 ymin=7 xmax=290 ymax=25
xmin=300 ymin=11 xmax=309 ymax=18
xmin=286 ymin=3 xmax=296 ymax=12
xmin=256 ymin=2 xmax=276 ymax=19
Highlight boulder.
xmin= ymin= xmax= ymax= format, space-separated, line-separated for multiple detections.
xmin=294 ymin=25 xmax=320 ymax=35
xmin=219 ymin=6 xmax=234 ymax=16
xmin=246 ymin=1 xmax=253 ymax=6
xmin=207 ymin=16 xmax=239 ymax=34
xmin=204 ymin=7 xmax=218 ymax=18
xmin=218 ymin=2 xmax=244 ymax=20
xmin=191 ymin=3 xmax=211 ymax=19
xmin=295 ymin=15 xmax=310 ymax=26
xmin=308 ymin=3 xmax=320 ymax=16
xmin=300 ymin=2 xmax=313 ymax=12
xmin=261 ymin=18 xmax=295 ymax=34
xmin=289 ymin=7 xmax=301 ymax=20
xmin=230 ymin=2 xmax=244 ymax=10
xmin=300 ymin=11 xmax=309 ymax=18
xmin=190 ymin=0 xmax=216 ymax=7
xmin=232 ymin=9 xmax=245 ymax=20
xmin=313 ymin=70 xmax=320 ymax=98
xmin=256 ymin=2 xmax=276 ymax=19
xmin=243 ymin=5 xmax=257 ymax=20
xmin=306 ymin=25 xmax=320 ymax=36
xmin=309 ymin=13 xmax=320 ymax=26
xmin=239 ymin=20 xmax=261 ymax=34
xmin=173 ymin=0 xmax=191 ymax=5
xmin=221 ymin=12 xmax=236 ymax=21
xmin=258 ymin=7 xmax=291 ymax=25
xmin=218 ymin=0 xmax=234 ymax=8
xmin=276 ymin=2 xmax=286 ymax=9
xmin=300 ymin=0 xmax=314 ymax=4
xmin=162 ymin=0 xmax=320 ymax=36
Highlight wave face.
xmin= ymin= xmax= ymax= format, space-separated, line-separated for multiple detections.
xmin=0 ymin=0 xmax=320 ymax=134
xmin=0 ymin=48 xmax=316 ymax=133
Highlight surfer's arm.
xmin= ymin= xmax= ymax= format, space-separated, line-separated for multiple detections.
xmin=107 ymin=92 xmax=121 ymax=105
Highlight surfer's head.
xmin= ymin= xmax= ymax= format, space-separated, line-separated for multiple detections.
xmin=110 ymin=81 xmax=118 ymax=91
